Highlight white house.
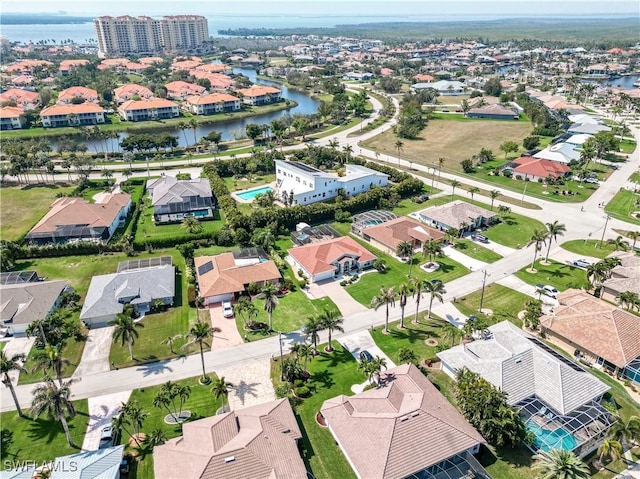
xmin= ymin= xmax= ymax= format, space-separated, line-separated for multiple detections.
xmin=275 ymin=160 xmax=388 ymax=206
xmin=412 ymin=80 xmax=466 ymax=95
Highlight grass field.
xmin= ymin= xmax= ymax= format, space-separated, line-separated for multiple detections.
xmin=223 ymin=173 xmax=275 ymax=192
xmin=605 ymin=189 xmax=640 ymax=226
xmin=454 ymin=284 xmax=531 ymax=328
xmin=0 ymin=399 xmax=89 ymax=464
xmin=515 ymin=260 xmax=589 ymax=292
xmin=0 ymin=184 xmax=75 ymax=241
xmin=561 ymin=239 xmax=618 ymax=259
xmin=452 ymin=238 xmax=503 ymax=263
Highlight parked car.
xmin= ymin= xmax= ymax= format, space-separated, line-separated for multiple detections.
xmin=536 ymin=284 xmax=558 ymax=298
xmin=359 ymin=350 xmax=374 ymax=362
xmin=471 ymin=233 xmax=489 ymax=243
xmin=222 ymin=301 xmax=234 ymax=318
xmin=572 ymin=259 xmax=592 ymax=268
xmin=99 ymin=426 xmax=113 ymax=449
xmin=585 ymin=177 xmax=599 ymax=184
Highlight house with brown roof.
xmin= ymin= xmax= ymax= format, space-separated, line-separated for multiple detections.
xmin=165 ymin=80 xmax=206 ymax=101
xmin=57 ymin=86 xmax=100 ymax=104
xmin=0 ymin=88 xmax=40 ymax=109
xmin=237 ymin=86 xmax=282 ymax=105
xmin=25 ymin=194 xmax=131 ymax=245
xmin=113 ymin=83 xmax=154 ymax=103
xmin=0 ymin=106 xmax=25 ymax=130
xmin=416 ymin=200 xmax=496 ymax=233
xmin=321 ymin=363 xmax=488 ymax=479
xmin=118 ymin=98 xmax=180 ymax=121
xmin=287 ymin=236 xmax=376 ymax=283
xmin=601 ymin=251 xmax=640 ymax=303
xmin=153 ymin=398 xmax=307 ymax=479
xmin=195 ymin=249 xmax=281 ymax=305
xmin=500 ymin=157 xmax=571 ymax=182
xmin=360 ymin=216 xmax=445 ymax=255
xmin=40 ymin=103 xmax=106 ymax=128
xmin=185 ymin=93 xmax=241 ymax=115
xmin=541 ymin=289 xmax=640 ymax=385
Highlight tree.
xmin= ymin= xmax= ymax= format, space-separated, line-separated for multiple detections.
xmin=109 ymin=313 xmax=144 ymax=361
xmin=410 ymin=278 xmax=425 ymax=325
xmin=597 ymin=438 xmax=623 ymax=467
xmin=490 ymin=190 xmax=501 ymax=210
xmin=183 ymin=320 xmax=215 ymax=383
xmin=523 ymin=136 xmax=541 ymax=150
xmin=116 ymin=400 xmax=148 ymax=446
xmin=397 ymin=283 xmax=410 ymax=329
xmin=394 ymin=139 xmax=404 ymax=159
xmin=252 ymin=228 xmax=276 ymax=252
xmin=245 ymin=123 xmax=263 ymax=143
xmin=359 ymin=356 xmax=387 ymax=385
xmin=396 ymin=240 xmax=415 ymax=277
xmin=233 ymin=297 xmax=258 ymax=326
xmin=144 ymin=428 xmax=167 ymax=448
xmin=152 ymin=381 xmax=191 ymax=422
xmin=627 ymin=231 xmax=640 ymax=250
xmin=616 ymin=291 xmax=639 ymax=311
xmin=468 ymin=186 xmax=480 ymax=201
xmin=422 ymin=240 xmax=443 ymax=263
xmin=211 ymin=376 xmax=234 ymax=411
xmin=544 ymin=221 xmax=567 ymax=263
xmin=370 ymin=286 xmax=398 ymax=333
xmin=318 ymin=308 xmax=344 ymax=352
xmin=499 ymin=140 xmax=519 ymax=159
xmin=461 ymin=99 xmax=471 ymax=116
xmin=532 ymin=449 xmax=589 ymax=479
xmin=0 ymin=351 xmax=26 ymax=417
xmin=180 ymin=216 xmax=203 ymax=234
xmin=160 ymin=335 xmax=182 ymax=354
xmin=303 ymin=315 xmax=323 ymax=355
xmin=256 ymin=282 xmax=279 ymax=332
xmin=31 ymin=344 xmax=70 ymax=387
xmin=484 ymin=77 xmax=503 ymax=97
xmin=425 ymin=280 xmax=446 ymax=320
xmin=442 ymin=321 xmax=463 ymax=346
xmin=523 ymin=299 xmax=543 ymax=330
xmin=607 ymin=235 xmax=630 ymax=252
xmin=460 ymin=158 xmax=474 ymax=173
xmin=608 ymin=415 xmax=640 ymax=449
xmin=31 ymin=379 xmax=77 ymax=447
xmin=527 ymin=230 xmax=548 ymax=271
xmin=450 ymin=179 xmax=461 ymax=201
xmin=398 ymin=347 xmax=417 ymax=365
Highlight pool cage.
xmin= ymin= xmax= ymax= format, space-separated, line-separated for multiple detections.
xmin=351 ymin=210 xmax=398 ymax=236
xmin=516 ymin=396 xmax=616 ymax=458
xmin=403 ymin=451 xmax=491 ymax=479
xmin=291 ymin=224 xmax=341 ymax=246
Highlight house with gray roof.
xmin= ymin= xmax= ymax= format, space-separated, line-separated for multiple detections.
xmin=0 ymin=280 xmax=68 ymax=335
xmin=437 ymin=321 xmax=614 ymax=457
xmin=80 ymin=260 xmax=175 ymax=327
xmin=416 ymin=200 xmax=496 ymax=233
xmin=146 ymin=176 xmax=215 ymax=224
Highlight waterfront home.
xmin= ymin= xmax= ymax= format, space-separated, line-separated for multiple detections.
xmin=236 ymin=86 xmax=282 ymax=105
xmin=114 ymin=83 xmax=154 ymax=103
xmin=185 ymin=93 xmax=241 ymax=115
xmin=146 ymin=176 xmax=215 ymax=224
xmin=0 ymin=106 xmax=25 ymax=130
xmin=40 ymin=103 xmax=106 ymax=127
xmin=118 ymin=98 xmax=180 ymax=121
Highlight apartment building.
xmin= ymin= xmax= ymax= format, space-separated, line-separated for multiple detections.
xmin=118 ymin=98 xmax=180 ymax=121
xmin=0 ymin=106 xmax=25 ymax=130
xmin=185 ymin=93 xmax=241 ymax=115
xmin=40 ymin=104 xmax=106 ymax=128
xmin=94 ymin=15 xmax=208 ymax=56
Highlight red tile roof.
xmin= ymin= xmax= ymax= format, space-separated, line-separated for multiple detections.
xmin=119 ymin=98 xmax=178 ymax=111
xmin=114 ymin=83 xmax=154 ymax=100
xmin=0 ymin=106 xmax=24 ymax=119
xmin=511 ymin=157 xmax=570 ymax=178
xmin=237 ymin=86 xmax=281 ymax=97
xmin=57 ymin=86 xmax=99 ymax=103
xmin=0 ymin=88 xmax=39 ymax=106
xmin=288 ymin=236 xmax=376 ymax=276
xmin=186 ymin=93 xmax=239 ymax=105
xmin=362 ymin=216 xmax=445 ymax=251
xmin=165 ymin=81 xmax=206 ymax=96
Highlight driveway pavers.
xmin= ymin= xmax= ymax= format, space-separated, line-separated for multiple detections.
xmin=81 ymin=390 xmax=132 ymax=451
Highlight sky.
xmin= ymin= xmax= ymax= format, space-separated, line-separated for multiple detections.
xmin=4 ymin=0 xmax=639 ymax=17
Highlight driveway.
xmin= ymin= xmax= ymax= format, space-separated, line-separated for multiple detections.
xmin=340 ymin=331 xmax=396 ymax=368
xmin=3 ymin=337 xmax=35 ymax=383
xmin=73 ymin=327 xmax=114 ymax=378
xmin=443 ymin=244 xmax=487 ymax=272
xmin=313 ymin=279 xmax=368 ymax=317
xmin=81 ymin=390 xmax=132 ymax=451
xmin=208 ymin=306 xmax=243 ymax=351
xmin=430 ymin=302 xmax=469 ymax=328
xmin=496 ymin=275 xmax=558 ymax=306
xmin=216 ymin=357 xmax=275 ymax=410
xmin=548 ymin=245 xmax=601 ymax=267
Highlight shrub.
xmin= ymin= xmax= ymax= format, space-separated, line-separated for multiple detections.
xmin=298 ymin=278 xmax=308 ymax=289
xmin=340 ymin=280 xmax=348 ymax=286
xmin=275 ymin=383 xmax=290 ymax=398
xmin=295 ymin=386 xmax=311 ymax=398
xmin=187 ymin=286 xmax=197 ymax=306
xmin=293 ymin=379 xmax=304 ymax=388
xmin=515 ymin=175 xmax=523 ymax=180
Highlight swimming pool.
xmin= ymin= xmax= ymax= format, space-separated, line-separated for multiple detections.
xmin=236 ymin=186 xmax=274 ymax=201
xmin=527 ymin=422 xmax=578 ymax=453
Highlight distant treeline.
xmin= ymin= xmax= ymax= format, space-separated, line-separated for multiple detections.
xmin=1 ymin=13 xmax=93 ymax=25
xmin=218 ymin=17 xmax=640 ymax=47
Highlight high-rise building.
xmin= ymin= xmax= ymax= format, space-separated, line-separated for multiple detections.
xmin=94 ymin=15 xmax=209 ymax=56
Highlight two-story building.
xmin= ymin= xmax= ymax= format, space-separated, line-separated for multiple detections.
xmin=165 ymin=81 xmax=206 ymax=101
xmin=118 ymin=98 xmax=180 ymax=121
xmin=184 ymin=93 xmax=241 ymax=115
xmin=56 ymin=86 xmax=100 ymax=104
xmin=40 ymin=103 xmax=106 ymax=128
xmin=237 ymin=85 xmax=282 ymax=105
xmin=0 ymin=106 xmax=25 ymax=130
xmin=0 ymin=88 xmax=40 ymax=109
xmin=113 ymin=83 xmax=155 ymax=103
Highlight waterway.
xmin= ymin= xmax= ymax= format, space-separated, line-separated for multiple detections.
xmin=63 ymin=68 xmax=319 ymax=152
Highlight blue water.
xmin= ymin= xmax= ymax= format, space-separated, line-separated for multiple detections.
xmin=527 ymin=422 xmax=578 ymax=452
xmin=236 ymin=186 xmax=274 ymax=200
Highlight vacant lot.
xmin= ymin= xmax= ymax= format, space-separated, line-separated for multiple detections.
xmin=0 ymin=184 xmax=75 ymax=241
xmin=362 ymin=116 xmax=532 ymax=169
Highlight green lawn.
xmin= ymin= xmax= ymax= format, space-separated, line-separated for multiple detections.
xmin=452 ymin=238 xmax=503 ymax=263
xmin=454 ymin=284 xmax=531 ymax=328
xmin=391 ymin=191 xmax=447 ymax=216
xmin=223 ymin=174 xmax=275 ymax=192
xmin=0 ymin=184 xmax=75 ymax=241
xmin=0 ymin=399 xmax=89 ymax=464
xmin=561 ymin=239 xmax=618 ymax=259
xmin=271 ymin=345 xmax=365 ymax=479
xmin=515 ymin=260 xmax=589 ymax=292
xmin=619 ymin=139 xmax=637 ymax=154
xmin=605 ymin=189 xmax=640 ymax=226
xmin=630 ymin=172 xmax=640 ymax=184
xmin=481 ymin=209 xmax=547 ymax=249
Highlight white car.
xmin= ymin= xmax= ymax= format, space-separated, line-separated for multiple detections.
xmin=222 ymin=302 xmax=234 ymax=318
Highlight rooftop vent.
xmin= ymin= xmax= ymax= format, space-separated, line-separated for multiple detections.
xmin=224 ymin=456 xmax=235 ymax=463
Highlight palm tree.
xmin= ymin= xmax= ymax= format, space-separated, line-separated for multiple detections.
xmin=31 ymin=344 xmax=70 ymax=387
xmin=211 ymin=376 xmax=234 ymax=412
xmin=252 ymin=228 xmax=276 ymax=252
xmin=442 ymin=322 xmax=463 ymax=346
xmin=532 ymin=449 xmax=588 ymax=479
xmin=145 ymin=428 xmax=167 ymax=448
xmin=527 ymin=230 xmax=548 ymax=271
xmin=370 ymin=286 xmax=398 ymax=333
xmin=188 ymin=118 xmax=199 ymax=145
xmin=0 ymin=351 xmax=26 ymax=417
xmin=318 ymin=308 xmax=344 ymax=352
xmin=109 ymin=313 xmax=144 ymax=361
xmin=303 ymin=315 xmax=323 ymax=355
xmin=468 ymin=186 xmax=480 ymax=201
xmin=422 ymin=240 xmax=443 ymax=263
xmin=596 ymin=438 xmax=623 ymax=466
xmin=627 ymin=231 xmax=640 ymax=250
xmin=397 ymin=283 xmax=409 ymax=329
xmin=394 ymin=139 xmax=404 ymax=163
xmin=160 ymin=335 xmax=182 ymax=354
xmin=31 ymin=379 xmax=77 ymax=447
xmin=544 ymin=221 xmax=567 ymax=263
xmin=181 ymin=216 xmax=203 ymax=234
xmin=607 ymin=235 xmax=630 ymax=251
xmin=490 ymin=190 xmax=500 ymax=210
xmin=368 ymin=356 xmax=388 ymax=384
xmin=294 ymin=342 xmax=313 ymax=370
xmin=396 ymin=240 xmax=415 ymax=277
xmin=182 ymin=320 xmax=215 ymax=384
xmin=608 ymin=415 xmax=640 ymax=449
xmin=177 ymin=121 xmax=189 ymax=146
xmin=425 ymin=280 xmax=446 ymax=320
xmin=616 ymin=291 xmax=639 ymax=311
xmin=256 ymin=282 xmax=279 ymax=332
xmin=410 ymin=278 xmax=425 ymax=325
xmin=437 ymin=157 xmax=445 ymax=177
xmin=450 ymin=179 xmax=461 ymax=200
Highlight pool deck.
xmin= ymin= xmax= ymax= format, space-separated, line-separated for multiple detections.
xmin=232 ymin=182 xmax=276 ymax=203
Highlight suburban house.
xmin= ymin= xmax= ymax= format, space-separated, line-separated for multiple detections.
xmin=412 ymin=79 xmax=466 ymax=95
xmin=195 ymin=249 xmax=281 ymax=305
xmin=601 ymin=251 xmax=640 ymax=302
xmin=40 ymin=103 xmax=106 ymax=127
xmin=287 ymin=236 xmax=376 ymax=283
xmin=533 ymin=142 xmax=581 ymax=164
xmin=416 ymin=200 xmax=496 ymax=232
xmin=58 ymin=59 xmax=90 ymax=75
xmin=567 ymin=123 xmax=611 ymax=135
xmin=56 ymin=86 xmax=100 ymax=104
xmin=146 ymin=177 xmax=216 ymax=224
xmin=540 ymin=289 xmax=640 ymax=386
xmin=275 ymin=160 xmax=388 ymax=206
xmin=165 ymin=81 xmax=206 ymax=101
xmin=0 ymin=280 xmax=69 ymax=335
xmin=344 ymin=71 xmax=375 ymax=81
xmin=567 ymin=114 xmax=604 ymax=125
xmin=564 ymin=134 xmax=592 ymax=149
xmin=499 ymin=157 xmax=571 ymax=181
xmin=118 ymin=98 xmax=180 ymax=121
xmin=467 ymin=103 xmax=519 ymax=120
xmin=0 ymin=88 xmax=40 ymax=109
xmin=0 ymin=106 xmax=25 ymax=130
xmin=113 ymin=83 xmax=155 ymax=103
xmin=438 ymin=321 xmax=613 ymax=457
xmin=320 ymin=363 xmax=489 ymax=479
xmin=237 ymin=86 xmax=282 ymax=105
xmin=358 ymin=215 xmax=445 ymax=255
xmin=25 ymin=194 xmax=132 ymax=244
xmin=80 ymin=258 xmax=175 ymax=327
xmin=185 ymin=93 xmax=241 ymax=115
xmin=153 ymin=399 xmax=307 ymax=479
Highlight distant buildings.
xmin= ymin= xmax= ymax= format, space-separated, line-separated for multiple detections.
xmin=93 ymin=15 xmax=209 ymax=56
xmin=0 ymin=106 xmax=25 ymax=130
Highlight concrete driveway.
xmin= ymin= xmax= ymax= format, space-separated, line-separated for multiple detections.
xmin=73 ymin=327 xmax=114 ymax=378
xmin=340 ymin=331 xmax=396 ymax=368
xmin=208 ymin=306 xmax=243 ymax=350
xmin=443 ymin=245 xmax=487 ymax=272
xmin=2 ymin=337 xmax=34 ymax=383
xmin=81 ymin=390 xmax=132 ymax=451
xmin=430 ymin=302 xmax=469 ymax=328
xmin=312 ymin=279 xmax=368 ymax=317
